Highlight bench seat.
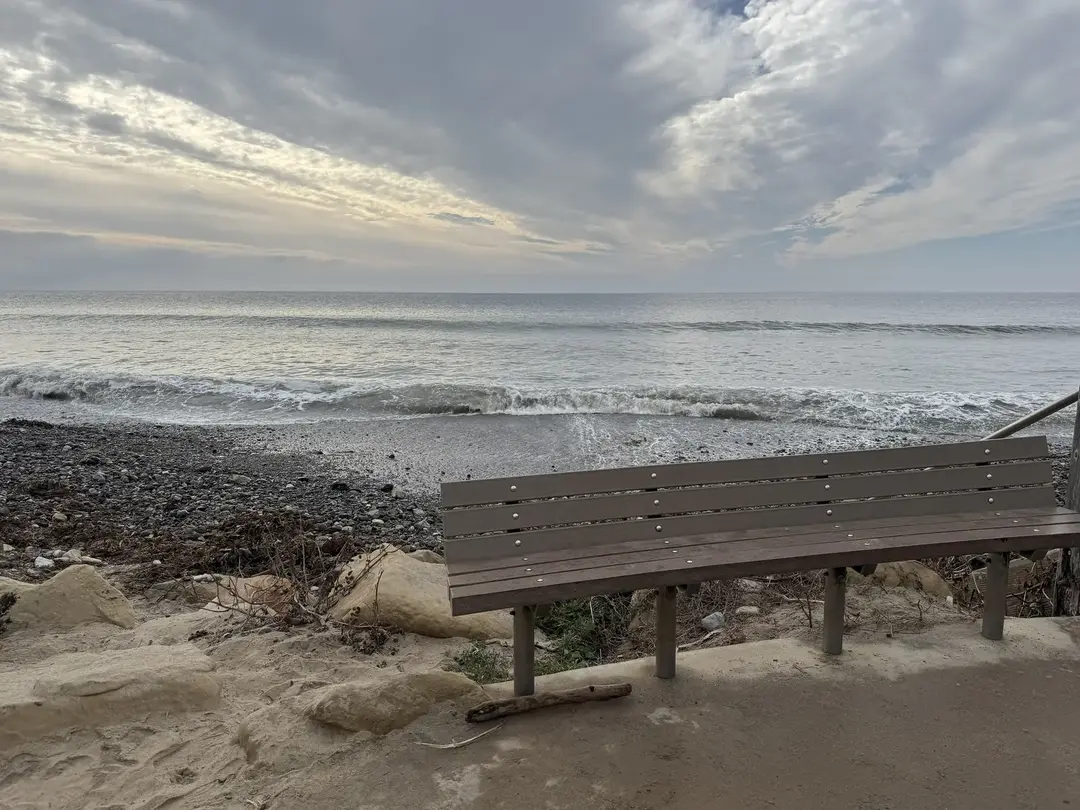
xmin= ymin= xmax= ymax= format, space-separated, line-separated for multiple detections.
xmin=448 ymin=507 xmax=1080 ymax=613
xmin=441 ymin=435 xmax=1080 ymax=695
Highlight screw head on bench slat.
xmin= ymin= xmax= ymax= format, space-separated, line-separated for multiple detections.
xmin=537 ymin=578 xmax=544 ymax=582
xmin=985 ymin=448 xmax=991 ymax=455
xmin=986 ymin=473 xmax=993 ymax=479
xmin=514 ymin=539 xmax=522 ymax=546
xmin=686 ymin=560 xmax=693 ymax=564
xmin=522 ymin=557 xmax=528 ymax=561
xmin=510 ymin=485 xmax=517 ymax=492
xmin=654 ymin=499 xmax=660 ymax=506
xmin=651 ymin=472 xmax=657 ymax=479
xmin=848 ymin=534 xmax=854 ymax=538
xmin=824 ymin=484 xmax=831 ymax=490
xmin=826 ymin=509 xmax=834 ymax=516
xmin=822 ymin=459 xmax=829 ymax=465
xmin=512 ymin=513 xmax=519 ymax=520
xmin=656 ymin=525 xmax=663 ymax=531
xmin=988 ymin=498 xmax=994 ymax=504
xmin=526 ymin=568 xmax=532 ymax=572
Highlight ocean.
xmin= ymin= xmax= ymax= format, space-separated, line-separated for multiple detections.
xmin=1 ymin=291 xmax=1078 ymax=440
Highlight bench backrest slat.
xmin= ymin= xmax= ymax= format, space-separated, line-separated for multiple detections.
xmin=443 ymin=460 xmax=1051 ymax=537
xmin=443 ymin=488 xmax=1056 ymax=568
xmin=441 ymin=436 xmax=1049 ymax=507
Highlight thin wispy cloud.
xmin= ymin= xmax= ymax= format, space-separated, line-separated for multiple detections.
xmin=1 ymin=0 xmax=1079 ymax=289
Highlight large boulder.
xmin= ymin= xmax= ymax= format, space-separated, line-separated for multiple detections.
xmin=0 ymin=643 xmax=220 ymax=750
xmin=2 ymin=565 xmax=138 ymax=630
xmin=328 ymin=546 xmax=512 ymax=639
xmin=858 ymin=561 xmax=953 ymax=600
xmin=304 ymin=671 xmax=486 ymax=735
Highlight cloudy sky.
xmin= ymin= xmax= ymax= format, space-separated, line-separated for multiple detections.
xmin=2 ymin=0 xmax=1080 ymax=291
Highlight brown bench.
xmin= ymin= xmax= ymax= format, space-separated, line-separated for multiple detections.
xmin=441 ymin=436 xmax=1080 ymax=696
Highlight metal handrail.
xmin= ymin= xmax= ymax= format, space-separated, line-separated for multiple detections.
xmin=982 ymin=389 xmax=1079 ymax=441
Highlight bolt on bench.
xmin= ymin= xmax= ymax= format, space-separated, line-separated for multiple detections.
xmin=441 ymin=436 xmax=1080 ymax=696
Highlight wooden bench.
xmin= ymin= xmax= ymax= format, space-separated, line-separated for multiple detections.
xmin=441 ymin=436 xmax=1080 ymax=696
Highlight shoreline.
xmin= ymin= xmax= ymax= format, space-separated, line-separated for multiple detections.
xmin=1 ymin=414 xmax=1072 ymax=585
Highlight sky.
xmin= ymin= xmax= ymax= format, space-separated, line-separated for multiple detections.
xmin=2 ymin=0 xmax=1080 ymax=292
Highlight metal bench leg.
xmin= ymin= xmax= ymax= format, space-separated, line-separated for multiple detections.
xmin=823 ymin=567 xmax=846 ymax=655
xmin=513 ymin=605 xmax=535 ymax=696
xmin=981 ymin=553 xmax=1009 ymax=641
xmin=655 ymin=586 xmax=678 ymax=679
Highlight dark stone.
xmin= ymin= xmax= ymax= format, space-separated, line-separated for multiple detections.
xmin=379 ymin=482 xmax=394 ymax=493
xmin=330 ymin=481 xmax=350 ymax=492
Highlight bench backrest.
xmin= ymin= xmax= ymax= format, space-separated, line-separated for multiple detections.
xmin=441 ymin=436 xmax=1055 ymax=569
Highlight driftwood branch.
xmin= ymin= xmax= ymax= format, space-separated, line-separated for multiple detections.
xmin=466 ymin=683 xmax=633 ymax=724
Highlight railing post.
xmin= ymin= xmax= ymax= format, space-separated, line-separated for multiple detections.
xmin=1053 ymin=386 xmax=1080 ymax=614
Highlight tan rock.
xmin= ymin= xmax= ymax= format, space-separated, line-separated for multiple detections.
xmin=6 ymin=565 xmax=138 ymax=630
xmin=408 ymin=549 xmax=445 ymax=565
xmin=145 ymin=574 xmax=296 ymax=614
xmin=0 ymin=577 xmax=38 ymax=599
xmin=305 ymin=671 xmax=486 ymax=735
xmin=329 ymin=546 xmax=512 ymax=639
xmin=215 ymin=574 xmax=297 ymax=614
xmin=866 ymin=561 xmax=953 ymax=600
xmin=0 ymin=643 xmax=220 ymax=750
xmin=144 ymin=577 xmax=222 ymax=606
xmin=966 ymin=555 xmax=1056 ymax=615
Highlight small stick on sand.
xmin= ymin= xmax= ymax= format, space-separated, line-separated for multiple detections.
xmin=466 ymin=683 xmax=632 ymax=724
xmin=416 ymin=724 xmax=503 ymax=749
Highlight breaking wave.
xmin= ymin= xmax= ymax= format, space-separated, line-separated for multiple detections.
xmin=1 ymin=368 xmax=1072 ymax=435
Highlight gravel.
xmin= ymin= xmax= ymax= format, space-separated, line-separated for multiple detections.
xmin=0 ymin=419 xmax=442 ymax=585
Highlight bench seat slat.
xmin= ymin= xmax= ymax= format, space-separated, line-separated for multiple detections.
xmin=443 ymin=486 xmax=1058 ymax=567
xmin=449 ymin=517 xmax=1080 ymax=614
xmin=442 ymin=460 xmax=1052 ymax=536
xmin=447 ymin=507 xmax=1078 ymax=577
xmin=449 ymin=508 xmax=1077 ymax=588
xmin=441 ymin=436 xmax=1049 ymax=507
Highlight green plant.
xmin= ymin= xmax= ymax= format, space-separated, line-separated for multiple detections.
xmin=535 ymin=595 xmax=633 ymax=670
xmin=450 ymin=641 xmax=510 ymax=684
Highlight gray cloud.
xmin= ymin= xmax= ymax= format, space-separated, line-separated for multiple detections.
xmin=1 ymin=0 xmax=1079 ymax=290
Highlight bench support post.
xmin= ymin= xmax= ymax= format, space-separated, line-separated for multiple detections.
xmin=655 ymin=586 xmax=678 ymax=679
xmin=981 ymin=553 xmax=1009 ymax=641
xmin=823 ymin=567 xmax=846 ymax=655
xmin=513 ymin=605 xmax=535 ymax=697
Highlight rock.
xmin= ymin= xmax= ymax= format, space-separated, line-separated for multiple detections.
xmin=966 ymin=555 xmax=1056 ymax=615
xmin=0 ymin=577 xmax=37 ymax=599
xmin=1 ymin=544 xmax=14 ymax=554
xmin=228 ymin=474 xmax=252 ymax=485
xmin=34 ymin=556 xmax=55 ymax=570
xmin=736 ymin=578 xmax=766 ymax=593
xmin=305 ymin=672 xmax=485 ymax=735
xmin=407 ymin=549 xmax=445 ymax=565
xmin=330 ymin=481 xmax=350 ymax=492
xmin=864 ymin=561 xmax=953 ymax=600
xmin=329 ymin=546 xmax=512 ymax=639
xmin=371 ymin=518 xmax=385 ymax=527
xmin=145 ymin=577 xmax=223 ymax=606
xmin=213 ymin=575 xmax=297 ymax=614
xmin=735 ymin=605 xmax=761 ymax=617
xmin=52 ymin=512 xmax=68 ymax=523
xmin=5 ymin=565 xmax=138 ymax=630
xmin=701 ymin=611 xmax=726 ymax=631
xmin=379 ymin=482 xmax=394 ymax=493
xmin=0 ymin=643 xmax=220 ymax=751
